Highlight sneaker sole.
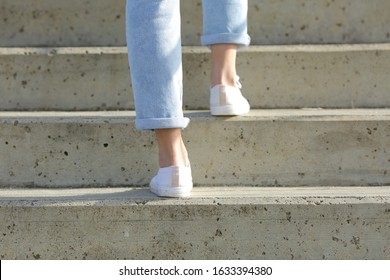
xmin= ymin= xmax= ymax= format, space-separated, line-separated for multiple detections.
xmin=210 ymin=105 xmax=250 ymax=116
xmin=150 ymin=185 xmax=193 ymax=198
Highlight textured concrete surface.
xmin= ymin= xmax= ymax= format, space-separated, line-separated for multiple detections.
xmin=247 ymin=0 xmax=390 ymax=45
xmin=1 ymin=45 xmax=390 ymax=111
xmin=1 ymin=186 xmax=389 ymax=260
xmin=0 ymin=109 xmax=389 ymax=187
xmin=2 ymin=0 xmax=389 ymax=262
xmin=1 ymin=0 xmax=390 ymax=47
xmin=0 ymin=47 xmax=132 ymax=111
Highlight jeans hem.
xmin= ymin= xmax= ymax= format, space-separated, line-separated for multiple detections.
xmin=136 ymin=117 xmax=190 ymax=130
xmin=201 ymin=33 xmax=251 ymax=47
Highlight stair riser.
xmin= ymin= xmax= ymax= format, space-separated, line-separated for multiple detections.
xmin=1 ymin=0 xmax=390 ymax=47
xmin=1 ymin=113 xmax=389 ymax=187
xmin=1 ymin=201 xmax=389 ymax=259
xmin=1 ymin=46 xmax=389 ymax=111
xmin=0 ymin=49 xmax=133 ymax=111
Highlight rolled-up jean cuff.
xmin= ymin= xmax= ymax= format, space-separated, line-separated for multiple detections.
xmin=136 ymin=117 xmax=190 ymax=130
xmin=201 ymin=33 xmax=251 ymax=47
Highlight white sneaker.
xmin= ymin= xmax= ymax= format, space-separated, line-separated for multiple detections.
xmin=150 ymin=163 xmax=193 ymax=198
xmin=210 ymin=76 xmax=250 ymax=116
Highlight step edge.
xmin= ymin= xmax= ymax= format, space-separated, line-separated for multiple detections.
xmin=1 ymin=186 xmax=389 ymax=207
xmin=1 ymin=43 xmax=390 ymax=56
xmin=1 ymin=109 xmax=390 ymax=123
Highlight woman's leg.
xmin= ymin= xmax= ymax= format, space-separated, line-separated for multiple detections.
xmin=155 ymin=128 xmax=188 ymax=168
xmin=210 ymin=43 xmax=238 ymax=87
xmin=126 ymin=0 xmax=188 ymax=167
xmin=202 ymin=0 xmax=250 ymax=47
xmin=126 ymin=0 xmax=189 ymax=131
xmin=202 ymin=0 xmax=250 ymax=87
xmin=202 ymin=0 xmax=251 ymax=116
xmin=126 ymin=0 xmax=192 ymax=197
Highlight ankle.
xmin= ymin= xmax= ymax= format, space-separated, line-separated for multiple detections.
xmin=210 ymin=43 xmax=238 ymax=87
xmin=211 ymin=74 xmax=236 ymax=88
xmin=158 ymin=145 xmax=188 ymax=168
xmin=155 ymin=129 xmax=188 ymax=168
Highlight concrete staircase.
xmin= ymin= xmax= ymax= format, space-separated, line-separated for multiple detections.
xmin=1 ymin=0 xmax=389 ymax=259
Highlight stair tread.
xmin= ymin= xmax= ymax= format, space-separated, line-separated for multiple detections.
xmin=1 ymin=108 xmax=390 ymax=121
xmin=2 ymin=185 xmax=389 ymax=260
xmin=1 ymin=186 xmax=389 ymax=205
xmin=2 ymin=43 xmax=390 ymax=54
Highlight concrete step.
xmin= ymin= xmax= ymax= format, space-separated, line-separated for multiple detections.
xmin=1 ymin=44 xmax=390 ymax=111
xmin=1 ymin=0 xmax=389 ymax=47
xmin=1 ymin=109 xmax=389 ymax=188
xmin=1 ymin=186 xmax=389 ymax=259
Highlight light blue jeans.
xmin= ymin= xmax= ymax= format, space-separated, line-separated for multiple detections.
xmin=126 ymin=0 xmax=250 ymax=130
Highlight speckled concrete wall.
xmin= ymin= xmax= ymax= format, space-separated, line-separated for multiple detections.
xmin=1 ymin=0 xmax=389 ymax=262
xmin=1 ymin=45 xmax=389 ymax=111
xmin=0 ymin=110 xmax=389 ymax=187
xmin=1 ymin=0 xmax=390 ymax=47
xmin=0 ymin=48 xmax=133 ymax=111
xmin=0 ymin=190 xmax=389 ymax=259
